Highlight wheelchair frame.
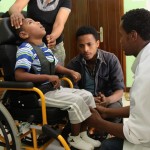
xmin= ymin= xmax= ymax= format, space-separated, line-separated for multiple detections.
xmin=0 ymin=78 xmax=72 ymax=150
xmin=0 ymin=17 xmax=73 ymax=150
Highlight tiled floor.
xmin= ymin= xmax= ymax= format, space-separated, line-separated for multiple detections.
xmin=122 ymin=92 xmax=130 ymax=106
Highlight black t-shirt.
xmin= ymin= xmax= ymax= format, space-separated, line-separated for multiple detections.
xmin=27 ymin=0 xmax=71 ymax=44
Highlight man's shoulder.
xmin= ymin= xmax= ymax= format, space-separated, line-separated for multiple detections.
xmin=99 ymin=49 xmax=115 ymax=56
xmin=69 ymin=55 xmax=81 ymax=63
xmin=67 ymin=55 xmax=82 ymax=69
xmin=99 ymin=49 xmax=118 ymax=61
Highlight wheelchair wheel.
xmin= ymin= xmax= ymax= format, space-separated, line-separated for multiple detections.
xmin=0 ymin=102 xmax=21 ymax=150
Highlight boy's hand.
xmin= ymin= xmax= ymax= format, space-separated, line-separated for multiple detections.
xmin=10 ymin=12 xmax=25 ymax=29
xmin=48 ymin=75 xmax=60 ymax=89
xmin=70 ymin=71 xmax=81 ymax=83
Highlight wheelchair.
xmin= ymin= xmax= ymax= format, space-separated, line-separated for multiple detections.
xmin=0 ymin=17 xmax=72 ymax=150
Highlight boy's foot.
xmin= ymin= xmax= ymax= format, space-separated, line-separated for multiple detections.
xmin=80 ymin=131 xmax=101 ymax=148
xmin=68 ymin=134 xmax=94 ymax=150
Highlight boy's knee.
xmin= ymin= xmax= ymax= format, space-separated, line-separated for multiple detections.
xmin=83 ymin=90 xmax=93 ymax=98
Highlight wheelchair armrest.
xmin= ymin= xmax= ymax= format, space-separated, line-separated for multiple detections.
xmin=60 ymin=77 xmax=73 ymax=88
xmin=0 ymin=81 xmax=34 ymax=88
xmin=0 ymin=81 xmax=48 ymax=124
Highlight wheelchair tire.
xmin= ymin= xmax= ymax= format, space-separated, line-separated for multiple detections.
xmin=0 ymin=102 xmax=21 ymax=150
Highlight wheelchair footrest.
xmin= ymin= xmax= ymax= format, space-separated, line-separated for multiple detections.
xmin=21 ymin=133 xmax=52 ymax=146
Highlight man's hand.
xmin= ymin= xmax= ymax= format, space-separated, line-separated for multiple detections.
xmin=97 ymin=92 xmax=109 ymax=107
xmin=88 ymin=107 xmax=102 ymax=128
xmin=94 ymin=97 xmax=101 ymax=104
xmin=10 ymin=12 xmax=25 ymax=29
xmin=96 ymin=105 xmax=107 ymax=119
xmin=46 ymin=34 xmax=56 ymax=49
xmin=70 ymin=71 xmax=81 ymax=83
xmin=48 ymin=75 xmax=60 ymax=89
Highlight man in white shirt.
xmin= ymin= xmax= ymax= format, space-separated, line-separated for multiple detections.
xmin=88 ymin=8 xmax=150 ymax=150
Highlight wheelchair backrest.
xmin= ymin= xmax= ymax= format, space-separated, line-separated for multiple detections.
xmin=0 ymin=18 xmax=41 ymax=108
xmin=0 ymin=18 xmax=18 ymax=81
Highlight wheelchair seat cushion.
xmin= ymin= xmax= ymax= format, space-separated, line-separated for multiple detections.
xmin=9 ymin=107 xmax=68 ymax=125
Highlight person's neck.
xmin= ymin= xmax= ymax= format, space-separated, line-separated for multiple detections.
xmin=134 ymin=40 xmax=150 ymax=57
xmin=86 ymin=55 xmax=97 ymax=65
xmin=26 ymin=39 xmax=44 ymax=46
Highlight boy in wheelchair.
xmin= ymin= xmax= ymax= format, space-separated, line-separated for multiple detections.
xmin=14 ymin=18 xmax=101 ymax=150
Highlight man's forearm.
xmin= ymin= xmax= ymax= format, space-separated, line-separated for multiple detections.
xmin=107 ymin=89 xmax=123 ymax=104
xmin=105 ymin=106 xmax=129 ymax=118
xmin=51 ymin=23 xmax=64 ymax=40
xmin=95 ymin=118 xmax=125 ymax=139
xmin=9 ymin=0 xmax=29 ymax=15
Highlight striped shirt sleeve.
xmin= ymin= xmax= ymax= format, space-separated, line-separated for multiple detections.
xmin=15 ymin=45 xmax=34 ymax=72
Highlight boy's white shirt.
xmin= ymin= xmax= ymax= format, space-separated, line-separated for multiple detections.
xmin=123 ymin=43 xmax=150 ymax=150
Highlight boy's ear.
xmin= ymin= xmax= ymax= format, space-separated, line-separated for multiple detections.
xmin=19 ymin=31 xmax=29 ymax=39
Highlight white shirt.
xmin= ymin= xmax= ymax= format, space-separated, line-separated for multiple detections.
xmin=123 ymin=43 xmax=150 ymax=150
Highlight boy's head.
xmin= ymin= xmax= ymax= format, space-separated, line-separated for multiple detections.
xmin=16 ymin=18 xmax=46 ymax=41
xmin=120 ymin=8 xmax=150 ymax=56
xmin=75 ymin=26 xmax=99 ymax=61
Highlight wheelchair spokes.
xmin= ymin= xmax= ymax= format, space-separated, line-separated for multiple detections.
xmin=0 ymin=103 xmax=21 ymax=150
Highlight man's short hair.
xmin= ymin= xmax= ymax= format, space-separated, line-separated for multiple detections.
xmin=121 ymin=8 xmax=150 ymax=41
xmin=76 ymin=26 xmax=99 ymax=41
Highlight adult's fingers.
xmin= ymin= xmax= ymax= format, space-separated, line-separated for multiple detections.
xmin=10 ymin=14 xmax=24 ymax=29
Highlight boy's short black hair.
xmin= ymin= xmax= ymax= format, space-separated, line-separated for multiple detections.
xmin=12 ymin=23 xmax=25 ymax=44
xmin=121 ymin=8 xmax=150 ymax=41
xmin=76 ymin=26 xmax=99 ymax=41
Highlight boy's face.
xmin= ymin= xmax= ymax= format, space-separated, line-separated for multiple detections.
xmin=19 ymin=18 xmax=46 ymax=39
xmin=77 ymin=34 xmax=99 ymax=60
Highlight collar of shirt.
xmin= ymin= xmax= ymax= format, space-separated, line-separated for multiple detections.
xmin=131 ymin=43 xmax=150 ymax=74
xmin=81 ymin=49 xmax=106 ymax=65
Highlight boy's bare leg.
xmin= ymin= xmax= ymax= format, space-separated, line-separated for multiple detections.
xmin=71 ymin=123 xmax=81 ymax=136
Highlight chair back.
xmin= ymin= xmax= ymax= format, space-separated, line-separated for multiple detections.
xmin=0 ymin=18 xmax=40 ymax=108
xmin=0 ymin=18 xmax=18 ymax=81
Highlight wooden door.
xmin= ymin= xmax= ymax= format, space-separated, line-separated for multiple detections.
xmin=64 ymin=0 xmax=126 ymax=85
xmin=63 ymin=0 xmax=89 ymax=63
